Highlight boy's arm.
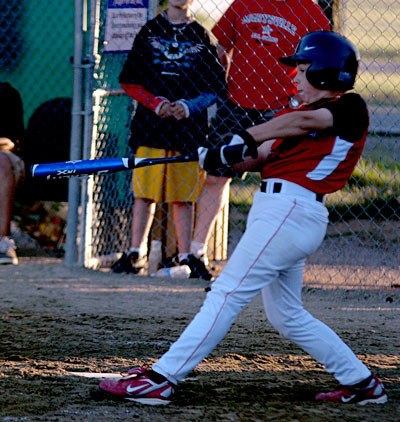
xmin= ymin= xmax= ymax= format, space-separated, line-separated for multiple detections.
xmin=232 ymin=141 xmax=275 ymax=173
xmin=247 ymin=108 xmax=334 ymax=144
xmin=216 ymin=43 xmax=232 ymax=71
xmin=198 ymin=108 xmax=335 ymax=173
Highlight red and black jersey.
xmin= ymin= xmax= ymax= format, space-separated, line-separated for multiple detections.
xmin=261 ymin=93 xmax=369 ymax=194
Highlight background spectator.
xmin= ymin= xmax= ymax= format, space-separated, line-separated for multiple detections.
xmin=111 ymin=0 xmax=225 ymax=279
xmin=0 ymin=81 xmax=25 ymax=265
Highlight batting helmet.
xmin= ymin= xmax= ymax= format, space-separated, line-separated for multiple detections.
xmin=279 ymin=31 xmax=359 ymax=91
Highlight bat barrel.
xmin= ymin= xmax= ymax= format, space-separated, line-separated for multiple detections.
xmin=30 ymin=154 xmax=198 ymax=179
xmin=31 ymin=158 xmax=131 ymax=178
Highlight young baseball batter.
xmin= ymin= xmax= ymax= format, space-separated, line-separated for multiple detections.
xmin=191 ymin=0 xmax=330 ymax=269
xmin=99 ymin=31 xmax=388 ymax=406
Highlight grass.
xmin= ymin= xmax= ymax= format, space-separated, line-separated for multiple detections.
xmin=343 ymin=0 xmax=400 ymax=57
xmin=356 ymin=71 xmax=400 ymax=105
xmin=338 ymin=0 xmax=400 ymax=105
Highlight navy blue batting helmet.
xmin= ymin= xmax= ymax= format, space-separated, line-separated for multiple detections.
xmin=279 ymin=31 xmax=359 ymax=91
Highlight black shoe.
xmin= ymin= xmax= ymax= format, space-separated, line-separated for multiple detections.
xmin=180 ymin=254 xmax=214 ymax=281
xmin=111 ymin=251 xmax=147 ymax=274
xmin=160 ymin=254 xmax=180 ymax=269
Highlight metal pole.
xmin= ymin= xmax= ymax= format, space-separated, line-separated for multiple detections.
xmin=65 ymin=0 xmax=85 ymax=266
xmin=79 ymin=0 xmax=101 ymax=267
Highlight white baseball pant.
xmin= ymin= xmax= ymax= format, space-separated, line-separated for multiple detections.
xmin=153 ymin=184 xmax=371 ymax=386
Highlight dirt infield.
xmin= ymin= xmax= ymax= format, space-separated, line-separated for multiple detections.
xmin=1 ymin=257 xmax=399 ymax=421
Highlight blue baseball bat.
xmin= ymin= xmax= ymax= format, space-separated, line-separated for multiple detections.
xmin=31 ymin=154 xmax=198 ymax=179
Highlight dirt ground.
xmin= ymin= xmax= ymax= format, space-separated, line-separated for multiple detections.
xmin=1 ymin=257 xmax=399 ymax=422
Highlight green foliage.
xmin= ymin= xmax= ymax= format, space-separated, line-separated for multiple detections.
xmin=350 ymin=159 xmax=400 ymax=190
xmin=345 ymin=0 xmax=400 ymax=105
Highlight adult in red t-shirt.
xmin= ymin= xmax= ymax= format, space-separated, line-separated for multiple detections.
xmin=191 ymin=0 xmax=330 ymax=270
xmin=213 ymin=0 xmax=331 ymax=110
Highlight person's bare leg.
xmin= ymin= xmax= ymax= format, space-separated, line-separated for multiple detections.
xmin=192 ymin=175 xmax=230 ymax=258
xmin=172 ymin=201 xmax=193 ymax=255
xmin=111 ymin=197 xmax=155 ymax=273
xmin=174 ymin=201 xmax=214 ymax=281
xmin=131 ymin=197 xmax=156 ymax=256
xmin=0 ymin=153 xmax=15 ymax=237
xmin=0 ymin=152 xmax=18 ymax=265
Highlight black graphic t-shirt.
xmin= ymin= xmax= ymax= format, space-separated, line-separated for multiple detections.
xmin=119 ymin=14 xmax=226 ymax=154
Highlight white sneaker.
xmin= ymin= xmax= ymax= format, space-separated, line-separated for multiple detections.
xmin=0 ymin=236 xmax=18 ymax=265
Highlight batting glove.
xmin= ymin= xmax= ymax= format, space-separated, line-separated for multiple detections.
xmin=198 ymin=131 xmax=258 ymax=172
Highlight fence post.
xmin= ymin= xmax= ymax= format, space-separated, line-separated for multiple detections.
xmin=64 ymin=0 xmax=85 ymax=266
xmin=206 ymin=181 xmax=229 ymax=262
xmin=318 ymin=0 xmax=342 ymax=30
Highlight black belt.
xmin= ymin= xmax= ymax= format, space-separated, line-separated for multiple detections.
xmin=260 ymin=181 xmax=324 ymax=203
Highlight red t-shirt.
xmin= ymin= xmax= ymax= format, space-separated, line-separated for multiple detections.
xmin=261 ymin=94 xmax=369 ymax=194
xmin=212 ymin=0 xmax=330 ymax=110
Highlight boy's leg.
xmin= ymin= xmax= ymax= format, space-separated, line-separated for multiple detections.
xmin=164 ymin=156 xmax=211 ymax=280
xmin=262 ymin=263 xmax=371 ymax=386
xmin=172 ymin=201 xmax=193 ymax=255
xmin=112 ymin=146 xmax=163 ymax=273
xmin=0 ymin=152 xmax=15 ymax=237
xmin=192 ymin=175 xmax=230 ymax=251
xmin=100 ymin=193 xmax=327 ymax=400
xmin=0 ymin=152 xmax=19 ymax=265
xmin=131 ymin=197 xmax=156 ymax=253
xmin=111 ymin=197 xmax=155 ymax=274
xmin=153 ymin=194 xmax=328 ymax=383
xmin=262 ymin=272 xmax=387 ymax=404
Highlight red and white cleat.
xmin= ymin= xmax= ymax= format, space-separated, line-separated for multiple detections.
xmin=99 ymin=367 xmax=174 ymax=405
xmin=315 ymin=375 xmax=387 ymax=405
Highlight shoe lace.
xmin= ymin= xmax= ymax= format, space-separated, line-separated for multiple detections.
xmin=121 ymin=364 xmax=150 ymax=377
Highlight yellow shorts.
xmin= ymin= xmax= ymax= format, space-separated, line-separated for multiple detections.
xmin=133 ymin=146 xmax=205 ymax=203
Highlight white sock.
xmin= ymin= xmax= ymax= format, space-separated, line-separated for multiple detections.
xmin=190 ymin=241 xmax=209 ymax=265
xmin=190 ymin=241 xmax=206 ymax=258
xmin=178 ymin=253 xmax=189 ymax=263
xmin=129 ymin=246 xmax=147 ymax=257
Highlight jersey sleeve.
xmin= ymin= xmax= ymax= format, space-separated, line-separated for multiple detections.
xmin=323 ymin=93 xmax=369 ymax=142
xmin=120 ymin=83 xmax=166 ymax=112
xmin=181 ymin=92 xmax=218 ymax=114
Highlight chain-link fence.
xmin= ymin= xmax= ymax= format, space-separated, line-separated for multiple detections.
xmin=77 ymin=0 xmax=399 ymax=288
xmin=4 ymin=1 xmax=399 ymax=288
xmin=1 ymin=0 xmax=74 ymax=250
